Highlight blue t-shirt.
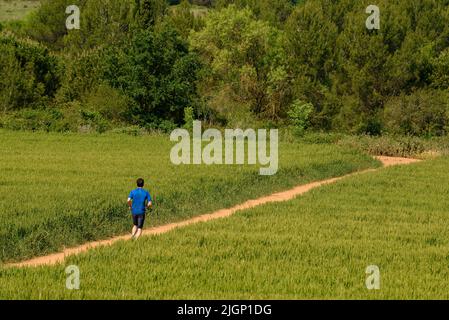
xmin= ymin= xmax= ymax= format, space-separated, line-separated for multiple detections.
xmin=129 ymin=188 xmax=152 ymax=215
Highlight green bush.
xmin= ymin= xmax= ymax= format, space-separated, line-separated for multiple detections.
xmin=167 ymin=0 xmax=205 ymax=40
xmin=213 ymin=0 xmax=295 ymax=26
xmin=189 ymin=5 xmax=292 ymax=121
xmin=183 ymin=106 xmax=195 ymax=130
xmin=0 ymin=102 xmax=116 ymax=133
xmin=109 ymin=125 xmax=148 ymax=136
xmin=431 ymin=48 xmax=449 ymax=90
xmin=55 ymin=48 xmax=108 ymax=103
xmin=133 ymin=0 xmax=168 ymax=30
xmin=22 ymin=0 xmax=135 ymax=51
xmin=55 ymin=50 xmax=132 ymax=126
xmin=284 ymin=0 xmax=449 ymax=133
xmin=145 ymin=119 xmax=178 ymax=133
xmin=20 ymin=0 xmax=78 ymax=50
xmin=63 ymin=0 xmax=135 ymax=51
xmin=82 ymin=84 xmax=131 ymax=122
xmin=287 ymin=99 xmax=313 ymax=136
xmin=0 ymin=34 xmax=60 ymax=112
xmin=384 ymin=89 xmax=449 ymax=137
xmin=0 ymin=108 xmax=74 ymax=132
xmin=79 ymin=109 xmax=111 ymax=133
xmin=104 ymin=23 xmax=201 ymax=127
xmin=337 ymin=134 xmax=426 ymax=158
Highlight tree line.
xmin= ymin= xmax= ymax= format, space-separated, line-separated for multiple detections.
xmin=0 ymin=0 xmax=448 ymax=136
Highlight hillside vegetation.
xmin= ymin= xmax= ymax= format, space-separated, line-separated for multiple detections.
xmin=0 ymin=0 xmax=448 ymax=137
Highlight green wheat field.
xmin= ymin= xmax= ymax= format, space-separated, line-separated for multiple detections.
xmin=1 ymin=131 xmax=448 ymax=299
xmin=0 ymin=130 xmax=378 ymax=264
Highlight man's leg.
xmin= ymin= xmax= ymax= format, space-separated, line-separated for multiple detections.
xmin=134 ymin=214 xmax=145 ymax=239
xmin=131 ymin=215 xmax=138 ymax=238
xmin=134 ymin=228 xmax=142 ymax=239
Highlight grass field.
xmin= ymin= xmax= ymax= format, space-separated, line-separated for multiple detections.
xmin=0 ymin=129 xmax=378 ymax=264
xmin=0 ymin=0 xmax=39 ymax=22
xmin=2 ymin=155 xmax=448 ymax=299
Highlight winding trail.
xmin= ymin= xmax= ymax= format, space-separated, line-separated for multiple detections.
xmin=8 ymin=156 xmax=420 ymax=268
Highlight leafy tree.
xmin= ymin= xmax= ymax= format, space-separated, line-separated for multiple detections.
xmin=0 ymin=35 xmax=60 ymax=112
xmin=189 ymin=5 xmax=292 ymax=121
xmin=384 ymin=89 xmax=449 ymax=137
xmin=287 ymin=100 xmax=313 ymax=136
xmin=22 ymin=0 xmax=135 ymax=51
xmin=55 ymin=48 xmax=109 ymax=103
xmin=284 ymin=1 xmax=337 ymax=129
xmin=431 ymin=48 xmax=449 ymax=90
xmin=104 ymin=23 xmax=201 ymax=126
xmin=213 ymin=0 xmax=297 ymax=26
xmin=21 ymin=0 xmax=83 ymax=50
xmin=3 ymin=0 xmax=449 ymax=135
xmin=133 ymin=0 xmax=168 ymax=30
xmin=166 ymin=0 xmax=205 ymax=40
xmin=63 ymin=0 xmax=135 ymax=51
xmin=284 ymin=0 xmax=449 ymax=134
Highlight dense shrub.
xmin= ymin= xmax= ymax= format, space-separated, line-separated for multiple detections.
xmin=190 ymin=6 xmax=292 ymax=122
xmin=287 ymin=100 xmax=313 ymax=136
xmin=55 ymin=48 xmax=109 ymax=103
xmin=133 ymin=0 xmax=168 ymax=29
xmin=337 ymin=134 xmax=427 ymax=158
xmin=0 ymin=103 xmax=117 ymax=133
xmin=430 ymin=48 xmax=449 ymax=90
xmin=167 ymin=0 xmax=205 ymax=39
xmin=334 ymin=133 xmax=449 ymax=158
xmin=213 ymin=0 xmax=296 ymax=26
xmin=183 ymin=106 xmax=195 ymax=130
xmin=0 ymin=34 xmax=60 ymax=111
xmin=22 ymin=0 xmax=135 ymax=51
xmin=63 ymin=0 xmax=135 ymax=51
xmin=104 ymin=23 xmax=201 ymax=126
xmin=0 ymin=107 xmax=74 ymax=132
xmin=384 ymin=90 xmax=449 ymax=137
xmin=285 ymin=0 xmax=449 ymax=133
xmin=82 ymin=84 xmax=131 ymax=122
xmin=20 ymin=0 xmax=78 ymax=50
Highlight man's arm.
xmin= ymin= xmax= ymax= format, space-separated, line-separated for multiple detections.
xmin=127 ymin=198 xmax=132 ymax=210
xmin=147 ymin=191 xmax=152 ymax=209
xmin=127 ymin=191 xmax=133 ymax=210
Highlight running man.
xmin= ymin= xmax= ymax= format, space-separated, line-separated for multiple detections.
xmin=127 ymin=178 xmax=152 ymax=239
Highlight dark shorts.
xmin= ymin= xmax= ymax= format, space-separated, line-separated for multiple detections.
xmin=132 ymin=214 xmax=146 ymax=229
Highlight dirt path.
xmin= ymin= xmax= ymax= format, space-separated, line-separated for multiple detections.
xmin=8 ymin=156 xmax=420 ymax=268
